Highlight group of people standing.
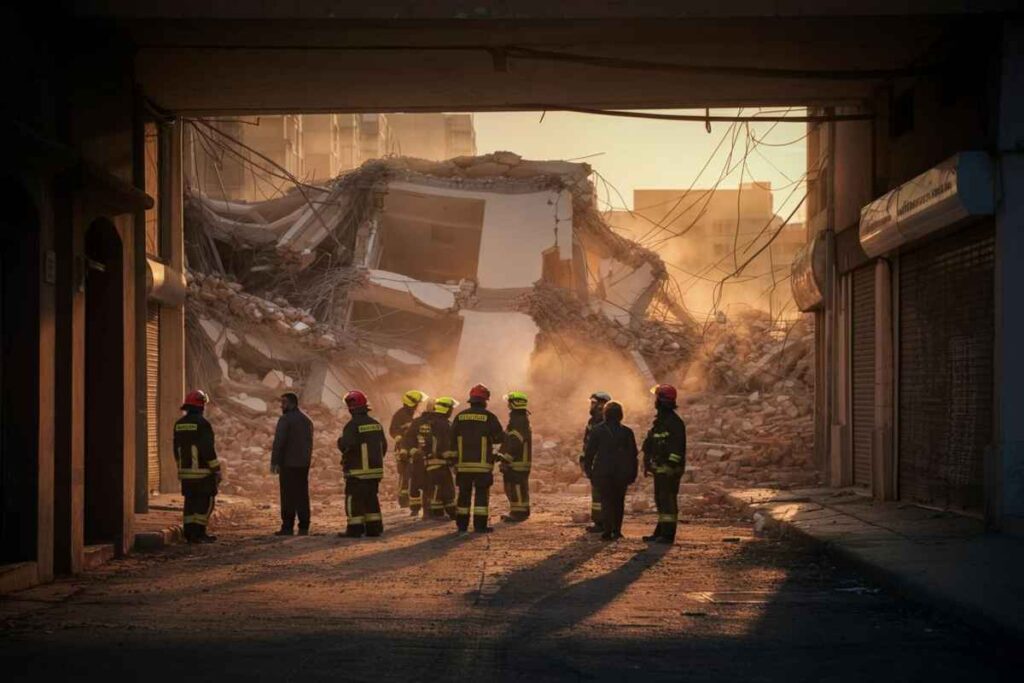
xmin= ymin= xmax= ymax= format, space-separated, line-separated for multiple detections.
xmin=171 ymin=381 xmax=686 ymax=544
xmin=579 ymin=385 xmax=687 ymax=543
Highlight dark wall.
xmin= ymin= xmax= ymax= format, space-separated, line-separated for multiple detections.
xmin=0 ymin=182 xmax=41 ymax=563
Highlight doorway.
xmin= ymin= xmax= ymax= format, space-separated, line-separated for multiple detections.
xmin=0 ymin=182 xmax=41 ymax=565
xmin=83 ymin=219 xmax=124 ymax=546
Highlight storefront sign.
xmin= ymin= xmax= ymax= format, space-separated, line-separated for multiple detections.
xmin=859 ymin=152 xmax=994 ymax=258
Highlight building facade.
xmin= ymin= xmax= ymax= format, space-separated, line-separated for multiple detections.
xmin=607 ymin=184 xmax=805 ymax=318
xmin=794 ymin=22 xmax=1024 ymax=532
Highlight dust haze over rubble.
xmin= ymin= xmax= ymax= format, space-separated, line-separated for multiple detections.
xmin=182 ymin=130 xmax=817 ymax=508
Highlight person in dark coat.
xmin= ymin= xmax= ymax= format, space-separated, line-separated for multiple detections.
xmin=583 ymin=401 xmax=638 ymax=541
xmin=271 ymin=392 xmax=315 ymax=536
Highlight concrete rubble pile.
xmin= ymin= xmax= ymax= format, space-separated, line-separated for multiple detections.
xmin=517 ymin=310 xmax=817 ymax=509
xmin=184 ymin=151 xmax=693 ymax=501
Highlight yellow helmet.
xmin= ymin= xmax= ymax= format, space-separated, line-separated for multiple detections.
xmin=504 ymin=391 xmax=528 ymax=410
xmin=434 ymin=396 xmax=458 ymax=415
xmin=403 ymin=390 xmax=428 ymax=408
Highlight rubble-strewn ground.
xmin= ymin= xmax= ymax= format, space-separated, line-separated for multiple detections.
xmin=211 ymin=308 xmax=817 ymax=503
xmin=2 ymin=493 xmax=1015 ymax=682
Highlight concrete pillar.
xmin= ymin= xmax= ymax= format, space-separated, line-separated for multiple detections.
xmin=873 ymin=258 xmax=895 ymax=500
xmin=993 ymin=20 xmax=1024 ymax=533
xmin=158 ymin=120 xmax=186 ymax=493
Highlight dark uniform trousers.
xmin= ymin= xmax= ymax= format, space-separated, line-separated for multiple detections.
xmin=596 ymin=476 xmax=627 ymax=536
xmin=590 ymin=481 xmax=603 ymax=527
xmin=427 ymin=467 xmax=457 ymax=519
xmin=502 ymin=469 xmax=531 ymax=520
xmin=184 ymin=491 xmax=215 ymax=541
xmin=396 ymin=455 xmax=411 ymax=508
xmin=345 ymin=477 xmax=383 ymax=537
xmin=653 ymin=471 xmax=682 ymax=541
xmin=278 ymin=466 xmax=311 ymax=531
xmin=408 ymin=456 xmax=427 ymax=515
xmin=456 ymin=472 xmax=492 ymax=531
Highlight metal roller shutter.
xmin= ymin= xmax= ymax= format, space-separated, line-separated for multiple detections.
xmin=898 ymin=221 xmax=994 ymax=512
xmin=146 ymin=305 xmax=161 ymax=493
xmin=851 ymin=265 xmax=875 ymax=489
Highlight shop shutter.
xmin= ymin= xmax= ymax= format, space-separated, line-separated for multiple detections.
xmin=146 ymin=305 xmax=161 ymax=492
xmin=851 ymin=265 xmax=875 ymax=489
xmin=898 ymin=221 xmax=994 ymax=511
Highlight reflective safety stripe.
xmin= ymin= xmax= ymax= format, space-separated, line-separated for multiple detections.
xmin=364 ymin=513 xmax=382 ymax=522
xmin=591 ymin=502 xmax=603 ymax=511
xmin=346 ymin=495 xmax=353 ymax=517
xmin=472 ymin=507 xmax=489 ymax=516
xmin=457 ymin=436 xmax=463 ymax=461
xmin=458 ymin=413 xmax=488 ymax=422
xmin=481 ymin=436 xmax=488 ymax=462
xmin=430 ymin=502 xmax=445 ymax=510
xmin=456 ymin=506 xmax=471 ymax=515
xmin=510 ymin=503 xmax=530 ymax=511
xmin=667 ymin=453 xmax=682 ymax=464
xmin=658 ymin=514 xmax=677 ymax=523
xmin=348 ymin=516 xmax=365 ymax=524
xmin=175 ymin=423 xmax=198 ymax=432
xmin=178 ymin=468 xmax=212 ymax=480
xmin=358 ymin=423 xmax=383 ymax=433
xmin=207 ymin=458 xmax=221 ymax=469
xmin=442 ymin=450 xmax=457 ymax=460
xmin=652 ymin=431 xmax=669 ymax=438
xmin=509 ymin=463 xmax=531 ymax=472
xmin=456 ymin=463 xmax=492 ymax=473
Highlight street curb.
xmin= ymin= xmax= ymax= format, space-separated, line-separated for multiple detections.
xmin=718 ymin=488 xmax=1024 ymax=641
xmin=133 ymin=525 xmax=184 ymax=552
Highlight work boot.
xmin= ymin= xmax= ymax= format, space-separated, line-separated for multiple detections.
xmin=585 ymin=524 xmax=604 ymax=534
xmin=455 ymin=527 xmax=468 ymax=535
xmin=500 ymin=515 xmax=521 ymax=523
xmin=297 ymin=527 xmax=309 ymax=536
xmin=642 ymin=534 xmax=661 ymax=542
xmin=474 ymin=527 xmax=494 ymax=533
xmin=600 ymin=531 xmax=614 ymax=541
xmin=409 ymin=508 xmax=420 ymax=517
xmin=340 ymin=529 xmax=364 ymax=538
xmin=655 ymin=536 xmax=674 ymax=545
xmin=274 ymin=528 xmax=293 ymax=537
xmin=198 ymin=535 xmax=217 ymax=543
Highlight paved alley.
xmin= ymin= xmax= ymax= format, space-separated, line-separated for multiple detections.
xmin=1 ymin=494 xmax=1016 ymax=682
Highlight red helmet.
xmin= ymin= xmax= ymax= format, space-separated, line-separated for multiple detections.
xmin=652 ymin=384 xmax=678 ymax=403
xmin=181 ymin=389 xmax=209 ymax=410
xmin=469 ymin=384 xmax=491 ymax=402
xmin=344 ymin=390 xmax=369 ymax=410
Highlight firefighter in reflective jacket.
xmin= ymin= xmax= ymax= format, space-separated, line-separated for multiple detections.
xmin=642 ymin=384 xmax=687 ymax=544
xmin=389 ymin=390 xmax=426 ymax=510
xmin=407 ymin=396 xmax=458 ymax=520
xmin=337 ymin=390 xmax=387 ymax=538
xmin=580 ymin=391 xmax=611 ymax=532
xmin=498 ymin=391 xmax=532 ymax=523
xmin=173 ymin=390 xmax=222 ymax=543
xmin=449 ymin=384 xmax=504 ymax=533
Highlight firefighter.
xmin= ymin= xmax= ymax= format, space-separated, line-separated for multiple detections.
xmin=580 ymin=391 xmax=611 ymax=533
xmin=642 ymin=384 xmax=687 ymax=544
xmin=449 ymin=384 xmax=504 ymax=533
xmin=498 ymin=391 xmax=532 ymax=523
xmin=337 ymin=390 xmax=387 ymax=538
xmin=173 ymin=390 xmax=222 ymax=543
xmin=389 ymin=390 xmax=426 ymax=510
xmin=408 ymin=396 xmax=459 ymax=520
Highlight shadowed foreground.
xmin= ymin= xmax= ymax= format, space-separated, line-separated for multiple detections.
xmin=1 ymin=495 xmax=1017 ymax=682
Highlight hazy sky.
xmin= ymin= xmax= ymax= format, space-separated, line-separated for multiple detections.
xmin=474 ymin=109 xmax=807 ymax=219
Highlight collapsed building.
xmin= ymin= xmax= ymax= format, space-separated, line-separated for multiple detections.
xmin=185 ymin=152 xmax=695 ymax=414
xmin=183 ymin=151 xmax=815 ymax=502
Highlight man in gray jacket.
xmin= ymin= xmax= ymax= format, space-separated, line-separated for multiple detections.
xmin=271 ymin=392 xmax=314 ymax=536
